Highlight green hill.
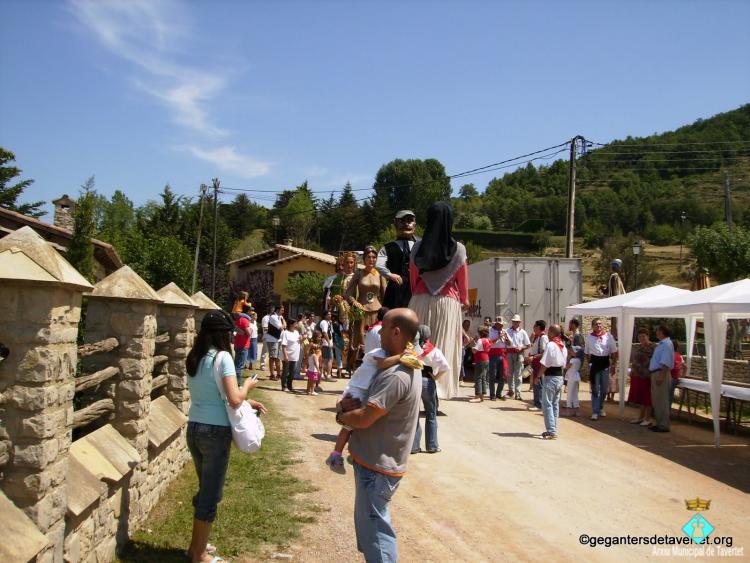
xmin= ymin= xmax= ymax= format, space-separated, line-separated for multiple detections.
xmin=453 ymin=104 xmax=750 ymax=245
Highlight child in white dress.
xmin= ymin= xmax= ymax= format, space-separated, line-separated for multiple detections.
xmin=325 ymin=344 xmax=422 ymax=473
xmin=565 ymin=356 xmax=582 ymax=415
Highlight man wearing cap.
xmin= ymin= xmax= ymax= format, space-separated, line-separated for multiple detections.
xmin=505 ymin=314 xmax=531 ymax=400
xmin=488 ymin=316 xmax=511 ymax=400
xmin=376 ymin=210 xmax=419 ymax=309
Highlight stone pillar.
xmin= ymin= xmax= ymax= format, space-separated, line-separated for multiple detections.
xmin=157 ymin=283 xmax=197 ymax=415
xmin=190 ymin=290 xmax=222 ymax=332
xmin=86 ymin=266 xmax=162 ymax=530
xmin=0 ymin=227 xmax=93 ymax=562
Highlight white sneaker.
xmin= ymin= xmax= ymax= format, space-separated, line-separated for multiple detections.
xmin=590 ymin=413 xmax=598 ymax=421
xmin=600 ymin=411 xmax=607 ymax=418
xmin=311 ymin=391 xmax=319 ymax=396
xmin=260 ymin=363 xmax=266 ymax=370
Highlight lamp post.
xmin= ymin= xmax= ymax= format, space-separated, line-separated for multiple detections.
xmin=271 ymin=216 xmax=280 ymax=244
xmin=632 ymin=240 xmax=642 ymax=290
xmin=679 ymin=211 xmax=687 ymax=269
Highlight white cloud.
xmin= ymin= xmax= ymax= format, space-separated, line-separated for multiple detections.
xmin=182 ymin=146 xmax=271 ymax=179
xmin=68 ymin=0 xmax=228 ymax=138
xmin=304 ymin=165 xmax=329 ymax=178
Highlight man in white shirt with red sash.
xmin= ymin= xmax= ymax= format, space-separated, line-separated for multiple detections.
xmin=539 ymin=324 xmax=568 ymax=439
xmin=584 ymin=318 xmax=618 ymax=420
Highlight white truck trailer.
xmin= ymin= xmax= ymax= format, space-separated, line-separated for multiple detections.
xmin=466 ymin=256 xmax=583 ymax=331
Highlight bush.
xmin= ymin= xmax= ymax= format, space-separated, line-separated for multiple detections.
xmin=516 ymin=219 xmax=545 ymax=232
xmin=464 ymin=241 xmax=484 ymax=264
xmin=285 ymin=272 xmax=327 ymax=311
xmin=453 ymin=229 xmax=534 ymax=250
xmin=531 ymin=230 xmax=552 ymax=253
xmin=644 ymin=223 xmax=678 ymax=245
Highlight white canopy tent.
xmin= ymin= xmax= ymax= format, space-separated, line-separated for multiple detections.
xmin=624 ymin=279 xmax=750 ymax=447
xmin=566 ymin=285 xmax=691 ymax=421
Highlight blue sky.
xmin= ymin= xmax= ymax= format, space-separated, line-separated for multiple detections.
xmin=1 ymin=0 xmax=749 ymax=219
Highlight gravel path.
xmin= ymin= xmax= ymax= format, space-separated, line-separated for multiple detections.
xmin=250 ymin=375 xmax=749 ymax=562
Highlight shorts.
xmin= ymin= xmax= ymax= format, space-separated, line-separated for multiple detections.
xmin=266 ymin=341 xmax=279 ymax=358
xmin=322 ymin=347 xmax=333 ymax=360
xmin=307 ymin=370 xmax=320 ymax=382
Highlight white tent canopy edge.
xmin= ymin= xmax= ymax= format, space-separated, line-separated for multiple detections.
xmin=567 ymin=279 xmax=750 ymax=447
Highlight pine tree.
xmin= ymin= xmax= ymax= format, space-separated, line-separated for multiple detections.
xmin=0 ymin=148 xmax=44 ymax=217
xmin=67 ymin=177 xmax=97 ymax=281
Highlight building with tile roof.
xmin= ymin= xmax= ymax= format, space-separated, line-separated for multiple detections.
xmin=227 ymin=242 xmax=338 ymax=314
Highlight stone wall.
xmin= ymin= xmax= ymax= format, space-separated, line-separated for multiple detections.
xmin=689 ymin=355 xmax=749 ymax=385
xmin=628 ymin=343 xmax=749 ymax=385
xmin=0 ymin=228 xmax=217 ymax=563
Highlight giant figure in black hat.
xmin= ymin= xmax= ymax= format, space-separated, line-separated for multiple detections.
xmin=376 ymin=210 xmax=419 ymax=308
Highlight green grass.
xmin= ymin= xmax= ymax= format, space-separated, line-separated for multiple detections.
xmin=118 ymin=390 xmax=323 ymax=561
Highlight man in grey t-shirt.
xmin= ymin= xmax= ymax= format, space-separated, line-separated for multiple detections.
xmin=338 ymin=308 xmax=421 ymax=562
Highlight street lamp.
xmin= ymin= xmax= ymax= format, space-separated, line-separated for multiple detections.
xmin=632 ymin=240 xmax=642 ymax=290
xmin=271 ymin=216 xmax=280 ymax=244
xmin=680 ymin=211 xmax=687 ymax=269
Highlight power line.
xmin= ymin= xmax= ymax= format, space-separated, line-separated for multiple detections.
xmin=218 ymin=140 xmax=572 ymax=196
xmin=589 ymin=139 xmax=750 ymax=147
xmin=450 ymin=148 xmax=569 ymax=179
xmin=588 ymin=149 xmax=750 ymax=157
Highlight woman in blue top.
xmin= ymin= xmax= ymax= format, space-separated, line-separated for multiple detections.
xmin=185 ymin=310 xmax=267 ymax=563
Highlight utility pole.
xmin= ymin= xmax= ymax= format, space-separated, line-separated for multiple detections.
xmin=191 ymin=184 xmax=208 ymax=294
xmin=211 ymin=178 xmax=220 ymax=300
xmin=565 ymin=135 xmax=584 ymax=258
xmin=724 ymin=172 xmax=733 ymax=232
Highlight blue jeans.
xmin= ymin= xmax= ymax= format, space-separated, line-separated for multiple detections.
xmin=591 ymin=368 xmax=609 ymax=415
xmin=474 ymin=361 xmax=488 ymax=396
xmin=507 ymin=353 xmax=523 ymax=394
xmin=533 ymin=378 xmax=542 ymax=408
xmin=248 ymin=338 xmax=257 ymax=363
xmin=488 ymin=355 xmax=505 ymax=399
xmin=186 ymin=422 xmax=232 ymax=522
xmin=412 ymin=377 xmax=438 ymax=452
xmin=234 ymin=347 xmax=249 ymax=384
xmin=333 ymin=346 xmax=343 ymax=369
xmin=353 ymin=461 xmax=401 ymax=563
xmin=542 ymin=375 xmax=564 ymax=435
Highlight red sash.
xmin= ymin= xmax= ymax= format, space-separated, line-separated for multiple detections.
xmin=419 ymin=340 xmax=435 ymax=359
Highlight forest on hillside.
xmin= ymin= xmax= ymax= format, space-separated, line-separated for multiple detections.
xmin=2 ymin=104 xmax=749 ymax=305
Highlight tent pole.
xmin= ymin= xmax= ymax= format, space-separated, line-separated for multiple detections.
xmin=618 ymin=312 xmax=630 ymax=419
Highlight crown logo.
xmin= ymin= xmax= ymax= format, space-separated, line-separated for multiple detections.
xmin=685 ymin=498 xmax=711 ymax=511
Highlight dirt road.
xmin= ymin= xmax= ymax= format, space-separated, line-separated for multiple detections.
xmin=255 ymin=377 xmax=749 ymax=562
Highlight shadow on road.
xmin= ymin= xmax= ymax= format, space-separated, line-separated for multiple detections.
xmin=567 ymin=401 xmax=750 ymax=493
xmin=493 ymin=432 xmax=538 ymax=439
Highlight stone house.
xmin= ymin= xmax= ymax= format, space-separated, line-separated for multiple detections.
xmin=227 ymin=242 xmax=337 ymax=315
xmin=0 ymin=195 xmax=123 ymax=281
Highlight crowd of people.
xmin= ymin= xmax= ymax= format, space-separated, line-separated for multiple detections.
xmin=183 ymin=201 xmax=691 ymax=563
